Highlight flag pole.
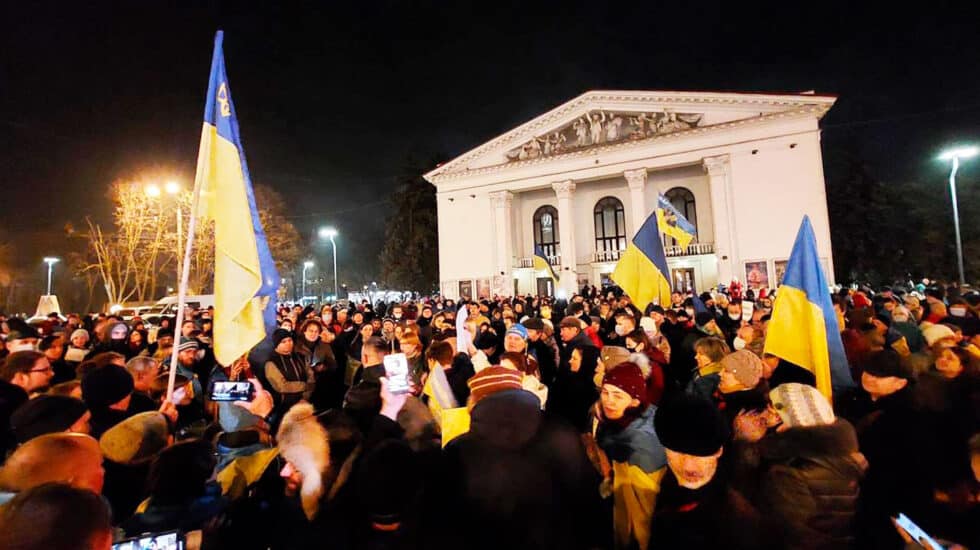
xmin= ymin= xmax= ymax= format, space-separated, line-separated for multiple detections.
xmin=165 ymin=142 xmax=207 ymax=401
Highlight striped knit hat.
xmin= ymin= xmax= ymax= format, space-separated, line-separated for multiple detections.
xmin=769 ymin=383 xmax=835 ymax=428
xmin=467 ymin=366 xmax=523 ymax=404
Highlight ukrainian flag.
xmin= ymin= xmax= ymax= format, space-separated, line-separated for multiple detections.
xmin=533 ymin=245 xmax=559 ymax=283
xmin=764 ymin=216 xmax=852 ymax=398
xmin=656 ymin=193 xmax=696 ymax=251
xmin=193 ymin=31 xmax=280 ymax=366
xmin=611 ymin=211 xmax=672 ymax=311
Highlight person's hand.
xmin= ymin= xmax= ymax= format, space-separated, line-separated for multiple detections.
xmin=230 ymin=355 xmax=248 ymax=379
xmin=379 ymin=376 xmax=409 ymax=421
xmin=159 ymin=399 xmax=178 ymax=425
xmin=733 ymin=409 xmax=767 ymax=442
xmin=233 ymin=377 xmax=274 ymax=418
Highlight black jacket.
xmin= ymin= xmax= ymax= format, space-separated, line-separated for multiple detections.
xmin=0 ymin=379 xmax=28 ymax=457
xmin=436 ymin=389 xmax=602 ymax=549
xmin=754 ymin=420 xmax=867 ymax=550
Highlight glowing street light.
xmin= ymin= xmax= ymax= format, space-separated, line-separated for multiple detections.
xmin=318 ymin=226 xmax=339 ymax=301
xmin=43 ymin=257 xmax=59 ymax=295
xmin=939 ymin=146 xmax=978 ymax=286
xmin=165 ymin=181 xmax=181 ymax=195
xmin=145 ymin=184 xmax=161 ymax=198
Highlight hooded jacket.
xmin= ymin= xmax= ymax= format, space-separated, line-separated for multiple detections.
xmin=549 ymin=331 xmax=600 ymax=431
xmin=436 ymin=389 xmax=603 ymax=549
xmin=755 ymin=419 xmax=867 ymax=550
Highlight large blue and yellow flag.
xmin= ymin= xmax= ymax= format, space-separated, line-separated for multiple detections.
xmin=611 ymin=211 xmax=672 ymax=311
xmin=656 ymin=193 xmax=697 ymax=251
xmin=193 ymin=31 xmax=280 ymax=366
xmin=764 ymin=216 xmax=852 ymax=398
xmin=533 ymin=245 xmax=559 ymax=283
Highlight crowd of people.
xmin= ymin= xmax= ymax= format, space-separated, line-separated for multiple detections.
xmin=0 ymin=281 xmax=978 ymax=549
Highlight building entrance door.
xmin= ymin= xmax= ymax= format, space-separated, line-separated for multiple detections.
xmin=671 ymin=268 xmax=696 ymax=293
xmin=536 ymin=277 xmax=554 ymax=297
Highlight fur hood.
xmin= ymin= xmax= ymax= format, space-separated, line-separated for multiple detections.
xmin=277 ymin=402 xmax=330 ymax=520
xmin=761 ymin=418 xmax=862 ymax=462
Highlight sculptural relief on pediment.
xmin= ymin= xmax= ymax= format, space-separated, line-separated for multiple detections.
xmin=505 ymin=109 xmax=703 ymax=162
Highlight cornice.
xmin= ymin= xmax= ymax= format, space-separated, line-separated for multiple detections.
xmin=427 ymin=101 xmax=830 ymax=184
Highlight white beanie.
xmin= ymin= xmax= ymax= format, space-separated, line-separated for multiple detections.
xmin=770 ymin=383 xmax=835 ymax=428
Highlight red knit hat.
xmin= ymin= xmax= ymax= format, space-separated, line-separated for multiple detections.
xmin=601 ymin=362 xmax=647 ymax=403
xmin=467 ymin=366 xmax=523 ymax=404
xmin=852 ymin=292 xmax=872 ymax=309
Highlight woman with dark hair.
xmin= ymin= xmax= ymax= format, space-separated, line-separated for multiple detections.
xmin=127 ymin=329 xmax=148 ymax=358
xmin=122 ymin=438 xmax=227 ymax=538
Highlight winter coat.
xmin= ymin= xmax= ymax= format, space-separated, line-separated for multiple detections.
xmin=264 ymin=352 xmax=315 ymax=415
xmin=685 ymin=362 xmax=722 ymax=402
xmin=528 ymin=338 xmax=559 ymax=387
xmin=851 ymin=385 xmax=944 ymax=549
xmin=649 ymin=469 xmax=775 ymax=550
xmin=436 ymin=389 xmax=603 ymax=550
xmin=550 ymin=332 xmax=600 ymax=431
xmin=0 ymin=379 xmax=28 ymax=457
xmin=595 ymin=405 xmax=667 ymax=550
xmin=122 ymin=482 xmax=229 ymax=538
xmin=754 ymin=420 xmax=868 ymax=550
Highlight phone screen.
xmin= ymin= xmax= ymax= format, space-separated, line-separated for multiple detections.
xmin=383 ymin=353 xmax=412 ymax=394
xmin=895 ymin=513 xmax=944 ymax=550
xmin=209 ymin=380 xmax=254 ymax=402
xmin=112 ymin=530 xmax=184 ymax=550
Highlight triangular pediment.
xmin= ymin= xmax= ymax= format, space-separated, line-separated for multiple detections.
xmin=425 ymin=90 xmax=835 ymax=183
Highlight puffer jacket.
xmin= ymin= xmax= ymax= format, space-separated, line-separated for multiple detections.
xmin=756 ymin=419 xmax=867 ymax=550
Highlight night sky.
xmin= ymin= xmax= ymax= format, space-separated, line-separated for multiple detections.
xmin=3 ymin=2 xmax=979 ymax=280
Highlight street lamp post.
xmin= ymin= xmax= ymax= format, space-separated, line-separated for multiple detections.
xmin=318 ymin=227 xmax=339 ymax=302
xmin=43 ymin=257 xmax=59 ymax=295
xmin=939 ymin=146 xmax=978 ymax=286
xmin=302 ymin=261 xmax=314 ymax=303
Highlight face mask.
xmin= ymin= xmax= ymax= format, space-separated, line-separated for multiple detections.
xmin=685 ymin=308 xmax=695 ymax=317
xmin=394 ymin=313 xmax=402 ymax=320
xmin=614 ymin=325 xmax=626 ymax=337
xmin=950 ymin=307 xmax=967 ymax=318
xmin=728 ymin=313 xmax=741 ymax=321
xmin=733 ymin=337 xmax=747 ymax=351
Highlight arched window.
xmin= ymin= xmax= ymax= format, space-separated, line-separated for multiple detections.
xmin=663 ymin=187 xmax=697 ymax=246
xmin=594 ymin=196 xmax=626 ymax=254
xmin=533 ymin=205 xmax=559 ymax=258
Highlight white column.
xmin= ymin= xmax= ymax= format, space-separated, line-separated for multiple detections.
xmin=551 ymin=180 xmax=577 ymax=296
xmin=703 ymin=155 xmax=738 ymax=285
xmin=489 ymin=190 xmax=514 ymax=295
xmin=623 ymin=168 xmax=648 ymax=237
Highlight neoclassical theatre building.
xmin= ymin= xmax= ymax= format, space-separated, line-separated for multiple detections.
xmin=424 ymin=90 xmax=837 ymax=300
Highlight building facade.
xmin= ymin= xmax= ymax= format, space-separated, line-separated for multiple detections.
xmin=424 ymin=90 xmax=837 ymax=300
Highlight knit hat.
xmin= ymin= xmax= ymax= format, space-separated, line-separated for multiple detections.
xmin=922 ymin=324 xmax=956 ymax=347
xmin=522 ymin=318 xmax=545 ymax=331
xmin=863 ymin=350 xmax=913 ymax=380
xmin=271 ymin=328 xmax=293 ymax=347
xmin=99 ymin=412 xmax=170 ymax=464
xmin=70 ymin=328 xmax=89 ymax=342
xmin=81 ymin=365 xmax=134 ymax=410
xmin=600 ymin=346 xmax=631 ymax=369
xmin=177 ymin=337 xmax=201 ymax=352
xmin=602 ymin=362 xmax=646 ymax=402
xmin=654 ymin=394 xmax=730 ymax=456
xmin=720 ymin=350 xmax=764 ymax=389
xmin=505 ymin=323 xmax=528 ymax=340
xmin=467 ymin=366 xmax=523 ymax=404
xmin=770 ymin=383 xmax=835 ymax=428
xmin=10 ymin=395 xmax=89 ymax=443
